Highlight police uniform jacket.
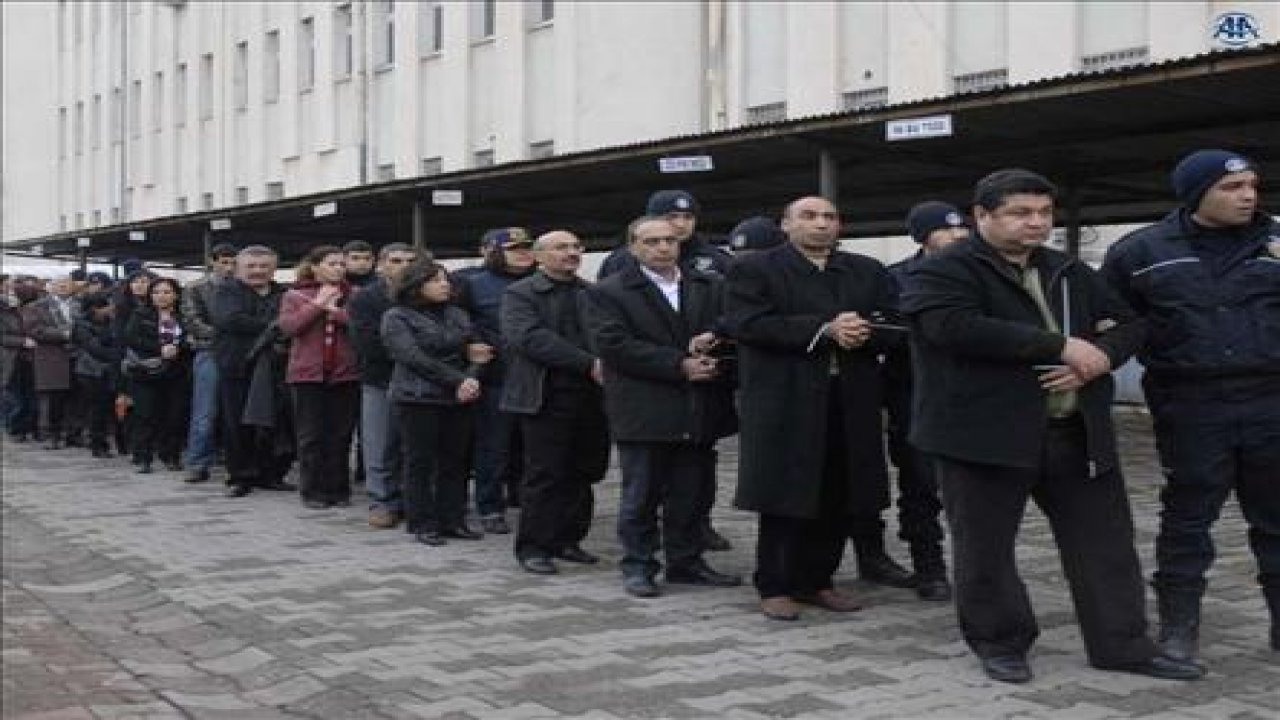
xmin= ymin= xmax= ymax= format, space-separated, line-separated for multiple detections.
xmin=1100 ymin=209 xmax=1280 ymax=394
xmin=725 ymin=243 xmax=898 ymax=520
xmin=901 ymin=236 xmax=1144 ymax=474
xmin=584 ymin=264 xmax=736 ymax=444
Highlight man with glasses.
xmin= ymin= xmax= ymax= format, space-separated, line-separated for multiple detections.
xmin=901 ymin=169 xmax=1202 ymax=684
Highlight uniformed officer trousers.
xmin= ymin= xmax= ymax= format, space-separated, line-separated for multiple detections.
xmin=937 ymin=417 xmax=1157 ymax=667
xmin=1147 ymin=386 xmax=1280 ymax=596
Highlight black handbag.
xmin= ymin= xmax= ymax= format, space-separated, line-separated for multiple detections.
xmin=121 ymin=348 xmax=167 ymax=380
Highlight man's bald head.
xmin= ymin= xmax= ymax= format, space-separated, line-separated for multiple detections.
xmin=533 ymin=230 xmax=585 ymax=280
xmin=781 ymin=196 xmax=842 ymax=254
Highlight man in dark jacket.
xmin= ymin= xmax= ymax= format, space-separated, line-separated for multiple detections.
xmin=24 ymin=275 xmax=79 ymax=449
xmin=501 ymin=230 xmax=610 ymax=575
xmin=725 ymin=196 xmax=897 ymax=622
xmin=210 ymin=245 xmax=295 ymax=498
xmin=1101 ymin=149 xmax=1280 ymax=662
xmin=586 ymin=216 xmax=741 ymax=598
xmin=878 ymin=202 xmax=970 ymax=602
xmin=902 ymin=169 xmax=1201 ymax=684
xmin=600 ymin=190 xmax=735 ymax=555
xmin=180 ymin=242 xmax=237 ymax=483
xmin=343 ymin=241 xmax=377 ymax=288
xmin=348 ymin=242 xmax=419 ymax=528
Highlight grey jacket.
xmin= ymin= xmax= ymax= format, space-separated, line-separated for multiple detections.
xmin=381 ymin=304 xmax=478 ymax=405
xmin=499 ymin=271 xmax=597 ymax=415
xmin=182 ymin=276 xmax=222 ymax=351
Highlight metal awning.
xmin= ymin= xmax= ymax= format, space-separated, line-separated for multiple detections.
xmin=6 ymin=43 xmax=1278 ymax=267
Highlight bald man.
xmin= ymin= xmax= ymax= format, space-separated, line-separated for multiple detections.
xmin=726 ymin=196 xmax=901 ymax=620
xmin=500 ymin=231 xmax=611 ymax=575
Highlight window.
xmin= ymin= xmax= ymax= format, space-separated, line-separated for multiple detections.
xmin=949 ymin=1 xmax=1007 ymax=90
xmin=176 ymin=196 xmax=188 ymax=213
xmin=199 ymin=53 xmax=214 ymax=119
xmin=235 ymin=186 xmax=249 ymax=204
xmin=842 ymin=87 xmax=888 ymax=112
xmin=265 ymin=181 xmax=285 ymax=200
xmin=418 ymin=2 xmax=443 ymax=56
xmin=1080 ymin=46 xmax=1149 ymax=73
xmin=129 ymin=79 xmax=142 ymax=136
xmin=952 ymin=68 xmax=1007 ymax=94
xmin=744 ymin=102 xmax=787 ymax=125
xmin=264 ymin=30 xmax=280 ymax=103
xmin=375 ymin=163 xmax=396 ymax=181
xmin=527 ymin=0 xmax=553 ymax=26
xmin=1079 ymin=0 xmax=1148 ymax=71
xmin=152 ymin=71 xmax=164 ymax=131
xmin=298 ymin=18 xmax=315 ymax=91
xmin=421 ymin=157 xmax=443 ymax=175
xmin=471 ymin=0 xmax=496 ymax=40
xmin=743 ymin=1 xmax=784 ymax=114
xmin=529 ymin=140 xmax=554 ymax=159
xmin=73 ymin=1 xmax=82 ymax=44
xmin=373 ymin=1 xmax=394 ymax=67
xmin=91 ymin=94 xmax=102 ymax=149
xmin=111 ymin=207 xmax=121 ymax=223
xmin=201 ymin=192 xmax=215 ymax=210
xmin=174 ymin=63 xmax=187 ymax=126
xmin=74 ymin=101 xmax=84 ymax=155
xmin=473 ymin=149 xmax=495 ymax=167
xmin=111 ymin=87 xmax=123 ymax=143
xmin=334 ymin=4 xmax=353 ymax=79
xmin=58 ymin=107 xmax=67 ymax=159
xmin=93 ymin=209 xmax=102 ymax=226
xmin=233 ymin=41 xmax=248 ymax=110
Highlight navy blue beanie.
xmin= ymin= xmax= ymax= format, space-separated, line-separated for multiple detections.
xmin=1171 ymin=149 xmax=1254 ymax=210
xmin=646 ymin=190 xmax=699 ymax=216
xmin=728 ymin=216 xmax=785 ymax=252
xmin=905 ymin=201 xmax=966 ymax=244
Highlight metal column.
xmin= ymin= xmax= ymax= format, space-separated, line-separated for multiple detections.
xmin=412 ymin=200 xmax=427 ymax=251
xmin=819 ymin=149 xmax=839 ymax=202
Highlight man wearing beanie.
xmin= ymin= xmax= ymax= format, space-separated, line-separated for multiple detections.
xmin=1102 ymin=150 xmax=1280 ymax=664
xmin=875 ymin=201 xmax=971 ymax=602
xmin=600 ymin=189 xmax=736 ymax=555
xmin=903 ymin=170 xmax=1203 ymax=684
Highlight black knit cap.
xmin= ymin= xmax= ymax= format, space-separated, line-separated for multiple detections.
xmin=905 ymin=202 xmax=967 ymax=244
xmin=1171 ymin=149 xmax=1254 ymax=211
xmin=728 ymin=216 xmax=785 ymax=251
xmin=646 ymin=190 xmax=700 ymax=216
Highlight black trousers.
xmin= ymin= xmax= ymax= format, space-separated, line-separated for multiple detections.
xmin=76 ymin=374 xmax=116 ymax=451
xmin=396 ymin=402 xmax=473 ymax=534
xmin=292 ymin=382 xmax=359 ymax=504
xmin=754 ymin=388 xmax=852 ymax=599
xmin=1148 ymin=387 xmax=1280 ymax=596
xmin=515 ymin=383 xmax=609 ymax=560
xmin=131 ymin=373 xmax=189 ymax=464
xmin=616 ymin=441 xmax=711 ymax=579
xmin=37 ymin=389 xmax=71 ymax=439
xmin=937 ymin=417 xmax=1156 ymax=667
xmin=884 ymin=382 xmax=945 ymax=550
xmin=219 ymin=376 xmax=292 ymax=488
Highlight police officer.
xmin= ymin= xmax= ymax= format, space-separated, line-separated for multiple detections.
xmin=903 ymin=169 xmax=1202 ymax=683
xmin=1101 ymin=149 xmax=1280 ymax=662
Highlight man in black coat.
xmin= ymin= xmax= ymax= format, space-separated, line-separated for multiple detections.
xmin=501 ymin=230 xmax=610 ymax=575
xmin=210 ymin=245 xmax=295 ymax=498
xmin=901 ymin=169 xmax=1202 ymax=684
xmin=725 ymin=196 xmax=897 ymax=622
xmin=586 ymin=216 xmax=741 ymax=598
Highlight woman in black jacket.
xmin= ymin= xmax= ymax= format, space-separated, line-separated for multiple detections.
xmin=72 ymin=292 xmax=122 ymax=458
xmin=381 ymin=261 xmax=493 ymax=546
xmin=124 ymin=278 xmax=190 ymax=473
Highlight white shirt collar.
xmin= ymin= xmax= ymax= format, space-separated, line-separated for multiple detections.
xmin=638 ymin=264 xmax=681 ymax=310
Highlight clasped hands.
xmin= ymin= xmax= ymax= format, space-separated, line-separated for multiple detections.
xmin=825 ymin=312 xmax=872 ymax=349
xmin=682 ymin=331 xmax=722 ymax=382
xmin=1039 ymin=337 xmax=1112 ymax=392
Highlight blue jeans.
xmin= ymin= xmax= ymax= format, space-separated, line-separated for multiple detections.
xmin=184 ymin=349 xmax=220 ymax=470
xmin=472 ymin=384 xmax=516 ymax=519
xmin=361 ymin=384 xmax=401 ymax=513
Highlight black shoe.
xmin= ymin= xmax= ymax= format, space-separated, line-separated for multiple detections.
xmin=666 ymin=561 xmax=742 ymax=587
xmin=303 ymin=499 xmax=328 ymax=510
xmin=520 ymin=556 xmax=558 ymax=575
xmin=259 ymin=480 xmax=298 ymax=492
xmin=1102 ymin=654 xmax=1204 ymax=681
xmin=980 ymin=654 xmax=1032 ymax=684
xmin=916 ymin=576 xmax=953 ymax=602
xmin=1158 ymin=622 xmax=1200 ymax=663
xmin=623 ymin=576 xmax=661 ymax=598
xmin=555 ymin=546 xmax=600 ymax=565
xmin=226 ymin=485 xmax=252 ymax=498
xmin=44 ymin=439 xmax=64 ymax=450
xmin=136 ymin=462 xmax=153 ymax=474
xmin=703 ymin=527 xmax=732 ymax=552
xmin=859 ymin=552 xmax=917 ymax=589
xmin=91 ymin=447 xmax=113 ymax=459
xmin=185 ymin=469 xmax=210 ymax=484
xmin=416 ymin=531 xmax=446 ymax=546
xmin=480 ymin=517 xmax=511 ymax=534
xmin=163 ymin=460 xmax=183 ymax=472
xmin=331 ymin=498 xmax=352 ymax=508
xmin=441 ymin=524 xmax=482 ymax=540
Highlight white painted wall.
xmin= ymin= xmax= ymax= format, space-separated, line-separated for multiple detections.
xmin=3 ymin=0 xmax=1277 ymax=247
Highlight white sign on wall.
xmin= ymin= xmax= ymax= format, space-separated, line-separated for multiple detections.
xmin=885 ymin=114 xmax=954 ymax=142
xmin=658 ymin=156 xmax=715 ymax=173
xmin=432 ymin=190 xmax=464 ymax=206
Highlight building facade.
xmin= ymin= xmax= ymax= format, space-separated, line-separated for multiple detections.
xmin=2 ymin=0 xmax=1276 ymax=245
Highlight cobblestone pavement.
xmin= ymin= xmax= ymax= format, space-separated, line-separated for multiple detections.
xmin=3 ymin=411 xmax=1276 ymax=720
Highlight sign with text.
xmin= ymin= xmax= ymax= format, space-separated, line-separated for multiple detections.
xmin=432 ymin=189 xmax=464 ymax=206
xmin=885 ymin=114 xmax=953 ymax=142
xmin=658 ymin=155 xmax=715 ymax=173
xmin=312 ymin=202 xmax=337 ymax=218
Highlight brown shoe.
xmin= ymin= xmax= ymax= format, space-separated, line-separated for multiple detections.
xmin=760 ymin=596 xmax=801 ymax=621
xmin=368 ymin=510 xmax=397 ymax=529
xmin=798 ymin=588 xmax=863 ymax=613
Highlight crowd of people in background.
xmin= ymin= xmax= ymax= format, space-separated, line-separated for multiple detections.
xmin=2 ymin=148 xmax=1275 ymax=685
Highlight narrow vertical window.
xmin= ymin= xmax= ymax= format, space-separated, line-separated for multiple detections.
xmin=152 ymin=71 xmax=164 ymax=131
xmin=174 ymin=63 xmax=187 ymax=126
xmin=264 ymin=30 xmax=280 ymax=103
xmin=299 ymin=17 xmax=315 ymax=91
xmin=74 ymin=102 xmax=84 ymax=155
xmin=471 ymin=0 xmax=495 ymax=40
xmin=91 ymin=94 xmax=102 ymax=149
xmin=373 ymin=1 xmax=395 ymax=67
xmin=233 ymin=41 xmax=248 ymax=110
xmin=334 ymin=4 xmax=353 ymax=80
xmin=199 ymin=53 xmax=214 ymax=119
xmin=129 ymin=79 xmax=142 ymax=136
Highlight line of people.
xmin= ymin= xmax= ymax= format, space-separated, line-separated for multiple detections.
xmin=2 ymin=148 xmax=1275 ymax=686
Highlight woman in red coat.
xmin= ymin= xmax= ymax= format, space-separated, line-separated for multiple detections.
xmin=279 ymin=245 xmax=360 ymax=509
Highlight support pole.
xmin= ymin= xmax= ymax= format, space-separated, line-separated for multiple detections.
xmin=819 ymin=149 xmax=839 ymax=202
xmin=202 ymin=229 xmax=212 ymax=276
xmin=1063 ymin=186 xmax=1082 ymax=258
xmin=412 ymin=200 xmax=426 ymax=251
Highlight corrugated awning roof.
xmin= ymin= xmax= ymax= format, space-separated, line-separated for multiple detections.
xmin=6 ymin=43 xmax=1279 ymax=266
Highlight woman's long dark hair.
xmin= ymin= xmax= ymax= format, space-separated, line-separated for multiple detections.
xmin=146 ymin=277 xmax=183 ymax=310
xmin=393 ymin=260 xmax=450 ymax=307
